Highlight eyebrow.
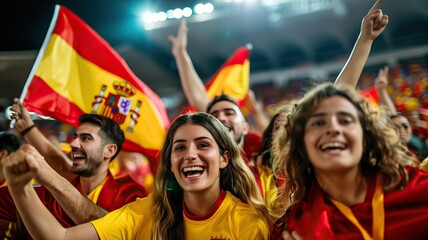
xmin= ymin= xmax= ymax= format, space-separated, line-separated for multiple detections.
xmin=75 ymin=133 xmax=93 ymax=138
xmin=209 ymin=108 xmax=237 ymax=115
xmin=308 ymin=111 xmax=356 ymax=119
xmin=173 ymin=136 xmax=213 ymax=145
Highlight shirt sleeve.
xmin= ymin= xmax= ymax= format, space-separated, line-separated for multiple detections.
xmin=91 ymin=196 xmax=152 ymax=240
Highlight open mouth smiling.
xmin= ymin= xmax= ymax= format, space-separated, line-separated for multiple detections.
xmin=320 ymin=142 xmax=347 ymax=152
xmin=182 ymin=166 xmax=205 ymax=177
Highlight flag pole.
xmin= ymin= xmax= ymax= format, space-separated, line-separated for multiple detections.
xmin=20 ymin=4 xmax=61 ymax=101
xmin=10 ymin=5 xmax=60 ymax=128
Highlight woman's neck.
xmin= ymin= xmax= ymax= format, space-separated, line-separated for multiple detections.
xmin=183 ymin=187 xmax=221 ymax=216
xmin=315 ymin=168 xmax=367 ymax=207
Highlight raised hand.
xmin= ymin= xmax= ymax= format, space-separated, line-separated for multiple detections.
xmin=360 ymin=0 xmax=389 ymax=41
xmin=3 ymin=145 xmax=41 ymax=189
xmin=375 ymin=66 xmax=389 ymax=90
xmin=334 ymin=0 xmax=389 ymax=88
xmin=10 ymin=98 xmax=35 ymax=134
xmin=168 ymin=19 xmax=188 ymax=57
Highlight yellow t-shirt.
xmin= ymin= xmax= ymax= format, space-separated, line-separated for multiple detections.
xmin=258 ymin=165 xmax=282 ymax=217
xmin=91 ymin=191 xmax=268 ymax=240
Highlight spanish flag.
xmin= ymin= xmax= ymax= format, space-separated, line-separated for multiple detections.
xmin=20 ymin=5 xmax=169 ymax=158
xmin=205 ymin=45 xmax=251 ymax=105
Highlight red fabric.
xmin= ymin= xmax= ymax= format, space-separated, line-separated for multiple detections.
xmin=0 ymin=173 xmax=147 ymax=228
xmin=72 ymin=173 xmax=148 ymax=212
xmin=271 ymin=167 xmax=428 ymax=239
xmin=53 ymin=6 xmax=169 ymax=124
xmin=243 ymin=131 xmax=262 ymax=160
xmin=359 ymin=87 xmax=379 ymax=106
xmin=413 ymin=126 xmax=428 ymax=141
xmin=23 ymin=5 xmax=169 ymax=160
xmin=241 ymin=132 xmax=263 ymax=196
xmin=205 ymin=46 xmax=250 ymax=91
xmin=23 ymin=76 xmax=84 ymax=127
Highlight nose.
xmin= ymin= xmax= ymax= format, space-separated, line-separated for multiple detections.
xmin=216 ymin=112 xmax=227 ymax=124
xmin=70 ymin=137 xmax=80 ymax=148
xmin=184 ymin=144 xmax=197 ymax=161
xmin=325 ymin=118 xmax=340 ymax=136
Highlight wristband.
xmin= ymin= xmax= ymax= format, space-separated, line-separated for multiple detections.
xmin=20 ymin=124 xmax=36 ymax=136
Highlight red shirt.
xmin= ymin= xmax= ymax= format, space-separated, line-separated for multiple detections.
xmin=271 ymin=167 xmax=428 ymax=239
xmin=0 ymin=172 xmax=147 ymax=229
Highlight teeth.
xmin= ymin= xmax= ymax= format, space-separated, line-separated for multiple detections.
xmin=183 ymin=166 xmax=204 ymax=173
xmin=72 ymin=152 xmax=85 ymax=158
xmin=321 ymin=142 xmax=345 ymax=150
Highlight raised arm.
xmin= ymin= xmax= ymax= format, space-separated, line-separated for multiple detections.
xmin=169 ymin=20 xmax=209 ymax=112
xmin=375 ymin=66 xmax=397 ymax=113
xmin=11 ymin=98 xmax=74 ymax=181
xmin=3 ymin=145 xmax=98 ymax=240
xmin=34 ymin=156 xmax=108 ymax=224
xmin=245 ymin=89 xmax=270 ymax=134
xmin=335 ymin=0 xmax=388 ymax=88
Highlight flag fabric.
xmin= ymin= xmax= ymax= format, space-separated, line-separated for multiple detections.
xmin=359 ymin=87 xmax=379 ymax=108
xmin=205 ymin=46 xmax=251 ymax=106
xmin=20 ymin=5 xmax=169 ymax=159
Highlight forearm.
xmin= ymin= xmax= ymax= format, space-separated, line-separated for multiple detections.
xmin=378 ymin=90 xmax=396 ymax=113
xmin=175 ymin=49 xmax=209 ymax=112
xmin=335 ymin=35 xmax=373 ymax=88
xmin=24 ymin=127 xmax=74 ymax=181
xmin=42 ymin=170 xmax=108 ymax=224
xmin=251 ymin=106 xmax=270 ymax=134
xmin=10 ymin=183 xmax=67 ymax=240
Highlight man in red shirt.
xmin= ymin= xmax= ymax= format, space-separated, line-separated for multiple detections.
xmin=0 ymin=101 xmax=147 ymax=237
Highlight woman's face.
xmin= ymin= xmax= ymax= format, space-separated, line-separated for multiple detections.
xmin=392 ymin=115 xmax=412 ymax=144
xmin=170 ymin=123 xmax=228 ymax=194
xmin=303 ymin=96 xmax=364 ymax=174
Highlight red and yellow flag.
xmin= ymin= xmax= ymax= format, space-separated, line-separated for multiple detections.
xmin=359 ymin=87 xmax=379 ymax=109
xmin=205 ymin=46 xmax=251 ymax=105
xmin=20 ymin=5 xmax=169 ymax=158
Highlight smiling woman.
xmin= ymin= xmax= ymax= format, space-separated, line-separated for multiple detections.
xmin=271 ymin=83 xmax=428 ymax=239
xmin=150 ymin=112 xmax=272 ymax=239
xmin=3 ymin=112 xmax=273 ymax=240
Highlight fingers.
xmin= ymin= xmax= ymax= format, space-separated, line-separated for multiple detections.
xmin=11 ymin=98 xmax=25 ymax=119
xmin=167 ymin=35 xmax=176 ymax=43
xmin=369 ymin=0 xmax=383 ymax=12
xmin=3 ymin=145 xmax=39 ymax=181
xmin=378 ymin=14 xmax=389 ymax=30
xmin=378 ymin=66 xmax=387 ymax=77
xmin=282 ymin=231 xmax=292 ymax=240
xmin=373 ymin=9 xmax=383 ymax=29
xmin=383 ymin=66 xmax=389 ymax=75
xmin=282 ymin=231 xmax=303 ymax=240
xmin=178 ymin=20 xmax=188 ymax=37
xmin=180 ymin=19 xmax=187 ymax=30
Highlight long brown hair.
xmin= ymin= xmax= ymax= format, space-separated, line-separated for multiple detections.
xmin=152 ymin=112 xmax=271 ymax=239
xmin=272 ymin=83 xmax=417 ymax=210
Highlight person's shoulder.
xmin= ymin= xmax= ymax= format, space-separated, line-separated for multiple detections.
xmin=406 ymin=166 xmax=428 ymax=179
xmin=394 ymin=166 xmax=428 ymax=192
xmin=106 ymin=173 xmax=148 ymax=197
xmin=225 ymin=192 xmax=260 ymax=217
xmin=245 ymin=131 xmax=262 ymax=143
xmin=109 ymin=172 xmax=141 ymax=186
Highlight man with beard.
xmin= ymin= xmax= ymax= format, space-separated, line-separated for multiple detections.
xmin=0 ymin=100 xmax=147 ymax=236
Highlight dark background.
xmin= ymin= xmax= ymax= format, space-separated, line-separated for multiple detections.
xmin=0 ymin=0 xmax=427 ymax=110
